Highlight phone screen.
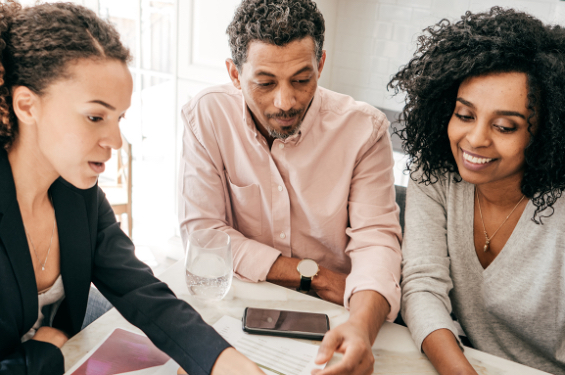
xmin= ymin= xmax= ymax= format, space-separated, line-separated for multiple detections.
xmin=244 ymin=308 xmax=329 ymax=334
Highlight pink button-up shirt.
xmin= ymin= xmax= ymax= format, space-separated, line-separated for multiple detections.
xmin=179 ymin=84 xmax=402 ymax=320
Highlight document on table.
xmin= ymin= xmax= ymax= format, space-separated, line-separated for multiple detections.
xmin=65 ymin=328 xmax=180 ymax=375
xmin=212 ymin=315 xmax=326 ymax=375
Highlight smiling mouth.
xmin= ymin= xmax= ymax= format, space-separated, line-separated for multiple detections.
xmin=462 ymin=150 xmax=495 ymax=164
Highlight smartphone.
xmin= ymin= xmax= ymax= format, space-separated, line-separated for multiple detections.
xmin=242 ymin=307 xmax=330 ymax=340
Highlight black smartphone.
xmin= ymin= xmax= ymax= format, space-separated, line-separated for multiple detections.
xmin=242 ymin=307 xmax=330 ymax=340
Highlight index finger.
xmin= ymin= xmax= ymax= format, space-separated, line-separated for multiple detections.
xmin=316 ymin=330 xmax=343 ymax=364
xmin=314 ymin=342 xmax=369 ymax=375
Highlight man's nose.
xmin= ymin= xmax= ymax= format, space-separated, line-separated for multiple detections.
xmin=273 ymin=83 xmax=297 ymax=111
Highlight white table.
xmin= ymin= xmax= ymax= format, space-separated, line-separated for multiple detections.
xmin=62 ymin=260 xmax=549 ymax=374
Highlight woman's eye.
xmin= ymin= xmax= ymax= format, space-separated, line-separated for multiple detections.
xmin=495 ymin=124 xmax=516 ymax=133
xmin=455 ymin=113 xmax=473 ymax=121
xmin=88 ymin=116 xmax=103 ymax=122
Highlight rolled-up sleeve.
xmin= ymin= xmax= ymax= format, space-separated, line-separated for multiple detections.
xmin=344 ymin=115 xmax=402 ymax=321
xmin=401 ymin=175 xmax=461 ymax=351
xmin=178 ymin=105 xmax=281 ymax=282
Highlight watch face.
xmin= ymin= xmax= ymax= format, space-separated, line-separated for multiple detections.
xmin=298 ymin=259 xmax=318 ymax=278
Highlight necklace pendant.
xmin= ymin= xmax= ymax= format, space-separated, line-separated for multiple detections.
xmin=483 ymin=244 xmax=488 ymax=252
xmin=41 ymin=266 xmax=45 ymax=271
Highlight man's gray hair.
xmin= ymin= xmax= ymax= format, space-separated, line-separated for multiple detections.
xmin=226 ymin=0 xmax=325 ymax=71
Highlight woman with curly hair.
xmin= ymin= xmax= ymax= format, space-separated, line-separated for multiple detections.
xmin=389 ymin=7 xmax=565 ymax=375
xmin=0 ymin=2 xmax=264 ymax=374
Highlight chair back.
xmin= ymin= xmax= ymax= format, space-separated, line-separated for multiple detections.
xmin=395 ymin=185 xmax=406 ymax=234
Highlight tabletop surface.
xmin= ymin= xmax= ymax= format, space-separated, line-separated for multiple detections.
xmin=62 ymin=260 xmax=549 ymax=375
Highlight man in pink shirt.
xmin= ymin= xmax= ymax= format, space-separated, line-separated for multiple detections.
xmin=178 ymin=1 xmax=401 ymax=374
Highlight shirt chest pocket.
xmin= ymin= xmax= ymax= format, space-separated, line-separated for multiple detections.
xmin=225 ymin=172 xmax=262 ymax=237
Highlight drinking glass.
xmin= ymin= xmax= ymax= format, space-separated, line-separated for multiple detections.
xmin=185 ymin=229 xmax=233 ymax=300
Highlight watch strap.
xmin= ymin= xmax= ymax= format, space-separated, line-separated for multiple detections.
xmin=299 ymin=275 xmax=312 ymax=292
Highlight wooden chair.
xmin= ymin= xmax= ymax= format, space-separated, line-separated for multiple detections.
xmin=100 ymin=134 xmax=133 ymax=237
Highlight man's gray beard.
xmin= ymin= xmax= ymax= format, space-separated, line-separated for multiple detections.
xmin=266 ymin=122 xmax=302 ymax=140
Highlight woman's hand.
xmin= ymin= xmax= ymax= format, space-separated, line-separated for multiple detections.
xmin=31 ymin=326 xmax=69 ymax=348
xmin=211 ymin=347 xmax=266 ymax=375
xmin=422 ymin=329 xmax=478 ymax=375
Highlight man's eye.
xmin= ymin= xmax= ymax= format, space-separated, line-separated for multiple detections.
xmin=257 ymin=82 xmax=273 ymax=87
xmin=455 ymin=113 xmax=473 ymax=121
xmin=295 ymin=79 xmax=310 ymax=84
xmin=88 ymin=116 xmax=103 ymax=122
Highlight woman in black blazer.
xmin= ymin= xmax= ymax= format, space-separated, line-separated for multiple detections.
xmin=0 ymin=2 xmax=264 ymax=375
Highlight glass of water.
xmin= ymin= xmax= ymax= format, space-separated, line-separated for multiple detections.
xmin=185 ymin=229 xmax=233 ymax=300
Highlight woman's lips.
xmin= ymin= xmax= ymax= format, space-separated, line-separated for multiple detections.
xmin=89 ymin=161 xmax=105 ymax=174
xmin=460 ymin=149 xmax=496 ymax=171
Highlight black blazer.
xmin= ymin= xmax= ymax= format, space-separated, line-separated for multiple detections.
xmin=0 ymin=149 xmax=230 ymax=375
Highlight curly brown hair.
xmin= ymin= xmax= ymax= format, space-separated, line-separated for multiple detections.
xmin=388 ymin=7 xmax=565 ymax=223
xmin=226 ymin=0 xmax=325 ymax=71
xmin=0 ymin=1 xmax=131 ymax=150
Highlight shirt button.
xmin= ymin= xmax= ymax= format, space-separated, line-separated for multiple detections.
xmin=278 ymin=143 xmax=285 ymax=149
xmin=279 ymin=232 xmax=286 ymax=239
xmin=277 ymin=185 xmax=283 ymax=192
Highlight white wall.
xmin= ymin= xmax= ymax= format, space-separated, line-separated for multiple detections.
xmin=327 ymin=0 xmax=565 ymax=112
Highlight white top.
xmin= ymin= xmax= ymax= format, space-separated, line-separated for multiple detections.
xmin=20 ymin=275 xmax=65 ymax=343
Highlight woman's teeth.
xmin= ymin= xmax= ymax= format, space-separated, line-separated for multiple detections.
xmin=463 ymin=152 xmax=493 ymax=164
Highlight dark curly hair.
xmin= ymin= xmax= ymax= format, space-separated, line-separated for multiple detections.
xmin=0 ymin=1 xmax=131 ymax=150
xmin=226 ymin=0 xmax=324 ymax=70
xmin=388 ymin=7 xmax=565 ymax=223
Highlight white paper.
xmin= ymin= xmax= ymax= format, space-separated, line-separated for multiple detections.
xmin=212 ymin=315 xmax=326 ymax=375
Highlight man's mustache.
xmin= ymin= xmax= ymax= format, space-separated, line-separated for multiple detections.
xmin=265 ymin=108 xmax=304 ymax=120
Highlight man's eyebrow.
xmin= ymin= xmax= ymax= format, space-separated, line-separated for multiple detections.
xmin=255 ymin=71 xmax=276 ymax=77
xmin=88 ymin=100 xmax=116 ymax=111
xmin=456 ymin=98 xmax=526 ymax=119
xmin=254 ymin=66 xmax=314 ymax=78
xmin=292 ymin=66 xmax=313 ymax=76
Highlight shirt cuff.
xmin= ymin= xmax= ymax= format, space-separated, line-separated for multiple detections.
xmin=344 ymin=267 xmax=401 ymax=321
xmin=232 ymin=239 xmax=282 ymax=282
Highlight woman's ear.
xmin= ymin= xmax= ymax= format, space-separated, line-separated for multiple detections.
xmin=12 ymin=86 xmax=39 ymax=126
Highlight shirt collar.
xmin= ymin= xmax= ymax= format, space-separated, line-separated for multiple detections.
xmin=241 ymin=86 xmax=322 ymax=146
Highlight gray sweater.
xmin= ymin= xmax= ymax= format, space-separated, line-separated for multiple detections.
xmin=401 ymin=172 xmax=565 ymax=374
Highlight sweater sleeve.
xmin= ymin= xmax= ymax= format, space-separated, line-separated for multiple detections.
xmin=401 ymin=175 xmax=462 ymax=351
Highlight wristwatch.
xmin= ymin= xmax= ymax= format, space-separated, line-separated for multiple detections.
xmin=297 ymin=258 xmax=319 ymax=293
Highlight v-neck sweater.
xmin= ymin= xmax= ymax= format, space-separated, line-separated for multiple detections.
xmin=401 ymin=171 xmax=565 ymax=374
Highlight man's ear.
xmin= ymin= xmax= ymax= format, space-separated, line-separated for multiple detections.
xmin=12 ymin=86 xmax=38 ymax=126
xmin=225 ymin=58 xmax=242 ymax=90
xmin=317 ymin=50 xmax=327 ymax=79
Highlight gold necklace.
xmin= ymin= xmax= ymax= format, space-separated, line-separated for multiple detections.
xmin=24 ymin=195 xmax=56 ymax=271
xmin=476 ymin=188 xmax=525 ymax=252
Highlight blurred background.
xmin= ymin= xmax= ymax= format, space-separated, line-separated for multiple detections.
xmin=19 ymin=0 xmax=565 ymax=272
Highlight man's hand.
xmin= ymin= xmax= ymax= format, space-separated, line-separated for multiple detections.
xmin=211 ymin=347 xmax=266 ymax=375
xmin=312 ymin=319 xmax=374 ymax=375
xmin=31 ymin=326 xmax=69 ymax=348
xmin=311 ymin=267 xmax=347 ymax=305
xmin=312 ymin=291 xmax=390 ymax=375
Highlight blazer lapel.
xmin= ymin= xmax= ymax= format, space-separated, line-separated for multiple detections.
xmin=50 ymin=181 xmax=92 ymax=334
xmin=0 ymin=151 xmax=38 ymax=333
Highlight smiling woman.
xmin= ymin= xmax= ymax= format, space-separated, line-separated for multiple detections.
xmin=388 ymin=6 xmax=565 ymax=375
xmin=0 ymin=2 xmax=263 ymax=375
